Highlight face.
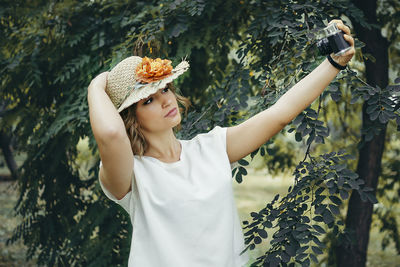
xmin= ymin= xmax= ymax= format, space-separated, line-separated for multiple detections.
xmin=135 ymin=86 xmax=181 ymax=133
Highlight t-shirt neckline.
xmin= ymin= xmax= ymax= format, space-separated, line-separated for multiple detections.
xmin=140 ymin=139 xmax=184 ymax=167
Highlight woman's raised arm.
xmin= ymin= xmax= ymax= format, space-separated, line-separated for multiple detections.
xmin=226 ymin=20 xmax=355 ymax=163
xmin=88 ymin=72 xmax=134 ymax=200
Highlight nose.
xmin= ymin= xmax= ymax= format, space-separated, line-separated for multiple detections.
xmin=161 ymin=94 xmax=172 ymax=108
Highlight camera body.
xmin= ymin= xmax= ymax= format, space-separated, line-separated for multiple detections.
xmin=316 ymin=23 xmax=351 ymax=56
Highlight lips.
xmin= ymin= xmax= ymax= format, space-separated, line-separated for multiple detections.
xmin=165 ymin=107 xmax=177 ymax=117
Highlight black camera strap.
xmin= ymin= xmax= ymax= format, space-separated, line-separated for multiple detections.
xmin=327 ymin=54 xmax=347 ymax=70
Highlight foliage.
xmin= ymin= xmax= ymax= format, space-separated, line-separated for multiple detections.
xmin=241 ymin=150 xmax=375 ymax=266
xmin=375 ymin=137 xmax=400 ymax=253
xmin=1 ymin=0 xmax=399 ymax=266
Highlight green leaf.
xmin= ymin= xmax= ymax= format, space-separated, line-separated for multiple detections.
xmin=337 ymin=176 xmax=344 ymax=187
xmin=238 ymin=166 xmax=248 ymax=175
xmin=295 ymin=253 xmax=308 ymax=261
xmin=295 ymin=132 xmax=303 ymax=142
xmin=348 ymin=179 xmax=360 ymax=190
xmin=258 ymin=229 xmax=268 ymax=238
xmin=281 ymin=251 xmax=290 ymax=263
xmin=238 ymin=159 xmax=249 ymax=166
xmin=296 ymin=224 xmax=309 ymax=232
xmin=366 ymin=104 xmax=378 ymax=114
xmin=315 ymin=187 xmax=324 ymax=195
xmin=329 ymin=204 xmax=340 ymax=215
xmin=365 ymin=192 xmax=378 ymax=204
xmin=285 ymin=244 xmax=296 ymax=256
xmin=329 ymin=185 xmax=337 ymax=195
xmin=235 ymin=173 xmax=243 ymax=183
xmin=312 ymin=246 xmax=323 ymax=255
xmin=329 ymin=196 xmax=342 ymax=205
xmin=306 ymin=132 xmax=315 ymax=145
xmin=263 ymin=221 xmax=273 ymax=228
xmin=334 ymin=163 xmax=347 ymax=171
xmin=293 ymin=114 xmax=305 ymax=125
xmin=296 ymin=246 xmax=308 ymax=254
xmin=301 ymin=258 xmax=310 ymax=267
xmin=363 ymin=53 xmax=376 ymax=63
xmin=312 ymin=224 xmax=326 ymax=234
xmin=315 ymin=204 xmax=326 ymax=215
xmin=379 ymin=112 xmax=389 ymax=123
xmin=369 ymin=111 xmax=380 ymax=121
xmin=250 ymin=148 xmax=259 ymax=158
xmin=312 ymin=236 xmax=326 ymax=248
xmin=331 ymin=92 xmax=341 ymax=102
xmin=340 ymin=169 xmax=358 ymax=178
xmin=325 ymin=172 xmax=335 ymax=179
xmin=297 ymin=122 xmax=307 ymax=132
xmin=313 ymin=216 xmax=323 ymax=222
xmin=310 ymin=253 xmax=318 ymax=263
xmin=260 ymin=147 xmax=265 ymax=156
xmin=306 ymin=108 xmax=318 ymax=118
xmin=315 ymin=135 xmax=325 ymax=143
xmin=232 ymin=167 xmax=238 ymax=177
xmin=302 ymin=127 xmax=312 ymax=137
xmin=322 ymin=210 xmax=334 ymax=224
xmin=326 ymin=179 xmax=335 ymax=188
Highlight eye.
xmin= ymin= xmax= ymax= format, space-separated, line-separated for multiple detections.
xmin=162 ymin=87 xmax=169 ymax=93
xmin=143 ymin=97 xmax=153 ymax=105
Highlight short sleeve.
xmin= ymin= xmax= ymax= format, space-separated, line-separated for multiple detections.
xmin=98 ymin=161 xmax=135 ymax=216
xmin=208 ymin=126 xmax=238 ymax=170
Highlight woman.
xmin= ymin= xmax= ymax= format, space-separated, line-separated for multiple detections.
xmin=88 ymin=20 xmax=354 ymax=267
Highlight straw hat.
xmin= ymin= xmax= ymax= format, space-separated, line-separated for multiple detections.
xmin=106 ymin=56 xmax=189 ymax=112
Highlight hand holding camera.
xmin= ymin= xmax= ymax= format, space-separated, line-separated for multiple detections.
xmin=317 ymin=19 xmax=355 ymax=69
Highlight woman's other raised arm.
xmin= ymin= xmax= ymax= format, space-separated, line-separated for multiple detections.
xmin=226 ymin=20 xmax=355 ymax=163
xmin=88 ymin=72 xmax=134 ymax=200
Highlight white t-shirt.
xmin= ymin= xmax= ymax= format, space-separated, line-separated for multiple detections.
xmin=99 ymin=126 xmax=249 ymax=267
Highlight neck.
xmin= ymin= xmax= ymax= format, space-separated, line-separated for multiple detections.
xmin=142 ymin=128 xmax=181 ymax=162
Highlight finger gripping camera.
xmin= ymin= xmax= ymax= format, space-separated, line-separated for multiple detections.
xmin=316 ymin=23 xmax=351 ymax=56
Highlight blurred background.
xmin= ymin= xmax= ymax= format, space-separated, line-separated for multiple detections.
xmin=1 ymin=0 xmax=399 ymax=266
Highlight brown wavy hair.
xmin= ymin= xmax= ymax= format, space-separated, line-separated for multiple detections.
xmin=119 ymin=83 xmax=190 ymax=156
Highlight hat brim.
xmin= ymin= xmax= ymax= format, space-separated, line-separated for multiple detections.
xmin=117 ymin=60 xmax=189 ymax=113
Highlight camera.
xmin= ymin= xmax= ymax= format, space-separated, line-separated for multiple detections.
xmin=316 ymin=23 xmax=351 ymax=56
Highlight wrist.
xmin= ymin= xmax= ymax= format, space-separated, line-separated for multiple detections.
xmin=327 ymin=54 xmax=347 ymax=71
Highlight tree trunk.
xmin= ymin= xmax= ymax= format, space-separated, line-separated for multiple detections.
xmin=336 ymin=0 xmax=389 ymax=266
xmin=0 ymin=131 xmax=18 ymax=180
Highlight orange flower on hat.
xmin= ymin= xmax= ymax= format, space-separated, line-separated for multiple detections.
xmin=135 ymin=57 xmax=173 ymax=83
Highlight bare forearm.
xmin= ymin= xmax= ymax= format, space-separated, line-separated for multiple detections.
xmin=226 ymin=20 xmax=355 ymax=162
xmin=273 ymin=58 xmax=339 ymax=124
xmin=88 ymin=82 xmax=126 ymax=142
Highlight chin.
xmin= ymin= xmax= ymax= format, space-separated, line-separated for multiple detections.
xmin=171 ymin=113 xmax=182 ymax=128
